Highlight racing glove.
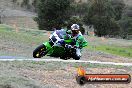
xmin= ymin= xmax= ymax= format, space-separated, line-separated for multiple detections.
xmin=65 ymin=44 xmax=72 ymax=49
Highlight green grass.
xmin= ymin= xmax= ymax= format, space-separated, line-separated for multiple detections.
xmin=87 ymin=45 xmax=132 ymax=58
xmin=0 ymin=24 xmax=48 ymax=45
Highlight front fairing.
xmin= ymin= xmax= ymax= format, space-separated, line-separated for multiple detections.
xmin=43 ymin=41 xmax=52 ymax=49
xmin=43 ymin=30 xmax=75 ymax=56
xmin=43 ymin=41 xmax=53 ymax=55
xmin=49 ymin=46 xmax=65 ymax=57
xmin=43 ymin=41 xmax=65 ymax=56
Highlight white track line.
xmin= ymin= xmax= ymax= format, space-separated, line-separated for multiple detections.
xmin=0 ymin=59 xmax=132 ymax=66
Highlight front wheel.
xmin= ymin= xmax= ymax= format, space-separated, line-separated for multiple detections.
xmin=33 ymin=44 xmax=46 ymax=58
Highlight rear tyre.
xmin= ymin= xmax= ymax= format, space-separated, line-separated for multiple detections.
xmin=60 ymin=56 xmax=69 ymax=60
xmin=33 ymin=44 xmax=46 ymax=58
xmin=73 ymin=54 xmax=80 ymax=60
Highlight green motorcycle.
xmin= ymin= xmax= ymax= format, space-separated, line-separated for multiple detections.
xmin=33 ymin=30 xmax=80 ymax=60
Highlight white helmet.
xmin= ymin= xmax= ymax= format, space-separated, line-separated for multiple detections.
xmin=71 ymin=24 xmax=80 ymax=30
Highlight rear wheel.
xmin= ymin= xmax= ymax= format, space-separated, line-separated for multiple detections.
xmin=33 ymin=44 xmax=46 ymax=58
xmin=60 ymin=56 xmax=70 ymax=60
xmin=73 ymin=55 xmax=80 ymax=60
xmin=72 ymin=49 xmax=80 ymax=60
xmin=60 ymin=49 xmax=71 ymax=60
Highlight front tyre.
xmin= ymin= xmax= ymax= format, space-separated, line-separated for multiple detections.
xmin=33 ymin=44 xmax=46 ymax=58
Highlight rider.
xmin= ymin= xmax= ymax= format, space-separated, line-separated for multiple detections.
xmin=69 ymin=24 xmax=88 ymax=58
xmin=57 ymin=23 xmax=88 ymax=58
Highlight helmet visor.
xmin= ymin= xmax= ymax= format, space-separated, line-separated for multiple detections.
xmin=72 ymin=30 xmax=79 ymax=35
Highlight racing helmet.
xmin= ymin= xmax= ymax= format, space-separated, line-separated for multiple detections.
xmin=71 ymin=24 xmax=80 ymax=35
xmin=71 ymin=24 xmax=80 ymax=30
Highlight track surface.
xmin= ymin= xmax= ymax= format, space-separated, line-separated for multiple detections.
xmin=0 ymin=55 xmax=132 ymax=66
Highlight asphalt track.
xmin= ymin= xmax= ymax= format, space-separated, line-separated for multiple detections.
xmin=0 ymin=56 xmax=132 ymax=66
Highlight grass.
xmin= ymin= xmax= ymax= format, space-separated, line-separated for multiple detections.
xmin=0 ymin=24 xmax=48 ymax=44
xmin=87 ymin=44 xmax=132 ymax=58
xmin=87 ymin=40 xmax=132 ymax=58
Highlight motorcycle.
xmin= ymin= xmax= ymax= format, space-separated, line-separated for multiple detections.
xmin=33 ymin=30 xmax=80 ymax=60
